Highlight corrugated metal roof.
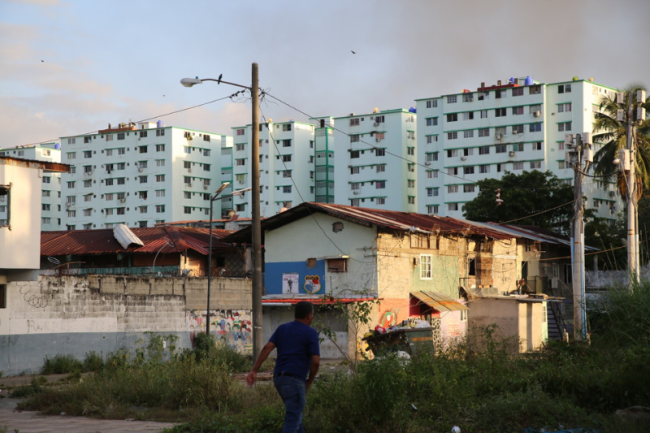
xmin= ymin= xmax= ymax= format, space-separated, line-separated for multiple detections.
xmin=41 ymin=226 xmax=236 ymax=257
xmin=411 ymin=291 xmax=469 ymax=312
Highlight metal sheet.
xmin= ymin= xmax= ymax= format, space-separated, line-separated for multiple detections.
xmin=411 ymin=291 xmax=469 ymax=312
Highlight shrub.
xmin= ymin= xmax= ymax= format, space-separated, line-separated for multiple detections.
xmin=83 ymin=351 xmax=104 ymax=373
xmin=42 ymin=354 xmax=83 ymax=375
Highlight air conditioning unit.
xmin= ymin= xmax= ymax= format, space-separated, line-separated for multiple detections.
xmin=376 ymin=138 xmax=380 ymax=143
xmin=533 ymin=111 xmax=542 ymax=117
xmin=374 ymin=122 xmax=379 ymax=127
xmin=66 ymin=202 xmax=73 ymax=208
xmin=188 ymin=183 xmax=193 ymax=187
xmin=238 ymin=180 xmax=244 ymax=184
xmin=119 ymin=199 xmax=126 ymax=203
xmin=138 ymin=168 xmax=143 ymax=172
xmin=424 ymin=162 xmax=431 ymax=166
xmin=203 ymin=185 xmax=208 ymax=190
xmin=495 ymin=134 xmax=503 ymax=140
xmin=461 ymin=156 xmax=467 ymax=161
xmin=508 ymin=151 xmax=516 ymax=157
xmin=413 ymin=257 xmax=420 ymax=265
xmin=353 ymin=191 xmax=359 ymax=195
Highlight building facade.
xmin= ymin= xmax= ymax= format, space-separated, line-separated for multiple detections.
xmin=231 ymin=120 xmax=315 ymax=218
xmin=0 ymin=143 xmax=63 ymax=231
xmin=416 ymin=77 xmax=622 ymax=220
xmin=60 ymin=122 xmax=232 ymax=230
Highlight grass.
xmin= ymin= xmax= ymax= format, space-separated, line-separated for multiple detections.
xmin=16 ymin=282 xmax=650 ymax=432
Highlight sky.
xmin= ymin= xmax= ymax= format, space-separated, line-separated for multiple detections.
xmin=1 ymin=0 xmax=649 ymax=148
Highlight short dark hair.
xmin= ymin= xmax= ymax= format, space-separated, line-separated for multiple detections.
xmin=295 ymin=301 xmax=314 ymax=319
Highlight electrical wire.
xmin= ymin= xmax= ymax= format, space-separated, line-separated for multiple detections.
xmin=498 ymin=199 xmax=578 ymax=225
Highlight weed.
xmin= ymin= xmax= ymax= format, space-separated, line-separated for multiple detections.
xmin=42 ymin=354 xmax=83 ymax=375
xmin=83 ymin=351 xmax=104 ymax=373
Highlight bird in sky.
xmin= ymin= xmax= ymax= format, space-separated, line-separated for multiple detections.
xmin=41 ymin=60 xmax=44 ymax=62
xmin=351 ymin=50 xmax=356 ymax=54
xmin=217 ymin=74 xmax=223 ymax=84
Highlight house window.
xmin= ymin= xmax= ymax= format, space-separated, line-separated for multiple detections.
xmin=530 ymin=161 xmax=542 ymax=169
xmin=447 ymin=95 xmax=457 ymax=104
xmin=376 ymin=181 xmax=386 ymax=189
xmin=350 ymin=167 xmax=359 ymax=174
xmin=420 ymin=255 xmax=432 ymax=279
xmin=407 ymin=131 xmax=415 ymax=139
xmin=235 ymin=159 xmax=246 ymax=166
xmin=376 ymin=149 xmax=386 ymax=156
xmin=283 ymin=186 xmax=292 ymax=193
xmin=426 ymin=117 xmax=438 ymax=126
xmin=118 ymin=148 xmax=125 ymax=155
xmin=117 ymin=133 xmax=125 ymax=140
xmin=426 ymin=100 xmax=437 ymax=108
xmin=426 ymin=136 xmax=438 ymax=143
xmin=479 ymin=165 xmax=490 ymax=174
xmin=376 ymin=165 xmax=386 ymax=173
xmin=282 ymin=139 xmax=291 ymax=147
xmin=427 ymin=170 xmax=439 ymax=179
xmin=427 ymin=205 xmax=439 ymax=215
xmin=447 ymin=149 xmax=458 ymax=158
xmin=156 ymin=144 xmax=165 ymax=152
xmin=530 ymin=85 xmax=541 ymax=94
xmin=411 ymin=234 xmax=429 ymax=249
xmin=464 ymin=184 xmax=475 ymax=193
xmin=558 ymin=103 xmax=572 ymax=112
xmin=236 ymin=129 xmax=245 ymax=136
xmin=496 ymin=145 xmax=507 ymax=153
xmin=460 ymin=310 xmax=467 ymax=321
xmin=67 ymin=138 xmax=76 ymax=144
xmin=350 ymin=118 xmax=360 ymax=126
xmin=532 ymin=142 xmax=543 ymax=151
xmin=184 ymin=207 xmax=191 ymax=214
xmin=558 ymin=84 xmax=571 ymax=94
xmin=513 ymin=162 xmax=524 ymax=170
xmin=447 ymin=113 xmax=458 ymax=122
xmin=512 ymin=106 xmax=524 ymax=115
xmin=463 ymin=166 xmax=474 ymax=175
xmin=106 ymin=149 xmax=113 ymax=156
xmin=83 ymin=151 xmax=92 ymax=158
xmin=512 ymin=125 xmax=524 ymax=134
xmin=139 ymin=146 xmax=148 ymax=153
xmin=350 ymin=150 xmax=360 ymax=159
xmin=463 ymin=112 xmax=474 ymax=120
xmin=513 ymin=143 xmax=524 ymax=152
xmin=374 ymin=115 xmax=385 ymax=123
xmin=558 ymin=122 xmax=572 ymax=132
xmin=448 ymin=185 xmax=458 ymax=193
xmin=479 ymin=146 xmax=490 ymax=155
xmin=529 ymin=104 xmax=542 ymax=113
xmin=408 ymin=179 xmax=415 ymax=188
xmin=448 ymin=132 xmax=458 ymax=140
xmin=464 ymin=130 xmax=474 ymax=138
xmin=351 ymin=199 xmax=360 ymax=206
xmin=495 ymin=89 xmax=507 ymax=99
xmin=427 ymin=188 xmax=439 ymax=197
xmin=282 ymin=124 xmax=292 ymax=131
xmin=478 ymin=128 xmax=490 ymax=137
xmin=448 ymin=203 xmax=459 ymax=211
xmin=495 ymin=108 xmax=507 ymax=117
xmin=156 ymin=205 xmax=165 ymax=213
xmin=530 ymin=123 xmax=542 ymax=132
xmin=83 ymin=136 xmax=91 ymax=143
xmin=139 ymin=176 xmax=148 ymax=184
xmin=328 ymin=258 xmax=347 ymax=273
xmin=156 ymin=129 xmax=165 ymax=136
xmin=408 ymin=196 xmax=415 ymax=204
xmin=376 ymin=198 xmax=386 ymax=205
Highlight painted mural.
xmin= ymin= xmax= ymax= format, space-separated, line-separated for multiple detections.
xmin=304 ymin=275 xmax=322 ymax=294
xmin=186 ymin=309 xmax=253 ymax=354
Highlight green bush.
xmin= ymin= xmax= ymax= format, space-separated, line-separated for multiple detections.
xmin=42 ymin=354 xmax=83 ymax=375
xmin=83 ymin=351 xmax=104 ymax=373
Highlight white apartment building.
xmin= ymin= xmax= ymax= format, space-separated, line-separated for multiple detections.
xmin=231 ymin=120 xmax=315 ymax=218
xmin=312 ymin=108 xmax=418 ymax=211
xmin=0 ymin=143 xmax=63 ymax=231
xmin=60 ymin=122 xmax=232 ymax=230
xmin=416 ymin=77 xmax=622 ymax=220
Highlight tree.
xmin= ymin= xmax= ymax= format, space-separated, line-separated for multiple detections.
xmin=592 ymin=85 xmax=650 ymax=200
xmin=462 ymin=170 xmax=573 ymax=234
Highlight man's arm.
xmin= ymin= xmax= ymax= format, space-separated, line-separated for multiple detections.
xmin=246 ymin=341 xmax=276 ymax=388
xmin=305 ymin=355 xmax=320 ymax=392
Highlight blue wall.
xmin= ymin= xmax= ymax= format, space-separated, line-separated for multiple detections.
xmin=265 ymin=260 xmax=327 ymax=295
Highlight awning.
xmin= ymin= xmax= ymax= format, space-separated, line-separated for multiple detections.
xmin=411 ymin=291 xmax=468 ymax=312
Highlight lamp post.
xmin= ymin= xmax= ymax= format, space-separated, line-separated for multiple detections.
xmin=180 ymin=65 xmax=263 ymax=361
xmin=204 ymin=183 xmax=251 ymax=337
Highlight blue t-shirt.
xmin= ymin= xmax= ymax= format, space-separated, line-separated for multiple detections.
xmin=269 ymin=321 xmax=320 ymax=381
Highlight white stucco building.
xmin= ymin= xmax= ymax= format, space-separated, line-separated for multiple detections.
xmin=416 ymin=77 xmax=622 ymax=220
xmin=60 ymin=122 xmax=233 ymax=230
xmin=312 ymin=108 xmax=418 ymax=211
xmin=0 ymin=143 xmax=63 ymax=231
xmin=230 ymin=120 xmax=315 ymax=218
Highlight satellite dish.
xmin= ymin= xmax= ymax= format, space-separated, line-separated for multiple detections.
xmin=588 ymin=77 xmax=595 ymax=82
xmin=47 ymin=256 xmax=60 ymax=265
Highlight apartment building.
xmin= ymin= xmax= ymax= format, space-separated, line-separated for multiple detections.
xmin=0 ymin=142 xmax=63 ymax=231
xmin=312 ymin=108 xmax=418 ymax=211
xmin=416 ymin=77 xmax=622 ymax=220
xmin=60 ymin=122 xmax=232 ymax=229
xmin=230 ymin=120 xmax=315 ymax=218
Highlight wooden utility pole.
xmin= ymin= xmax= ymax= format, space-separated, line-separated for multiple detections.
xmin=625 ymin=90 xmax=639 ymax=286
xmin=570 ymin=133 xmax=588 ymax=341
xmin=251 ymin=63 xmax=264 ymax=361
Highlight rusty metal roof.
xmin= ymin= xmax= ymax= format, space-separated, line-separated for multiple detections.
xmin=41 ymin=226 xmax=236 ymax=257
xmin=411 ymin=291 xmax=469 ymax=312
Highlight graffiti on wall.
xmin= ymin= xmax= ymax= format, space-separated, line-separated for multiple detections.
xmin=304 ymin=275 xmax=322 ymax=294
xmin=186 ymin=309 xmax=253 ymax=354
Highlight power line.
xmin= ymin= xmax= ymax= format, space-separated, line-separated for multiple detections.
xmin=499 ymin=199 xmax=578 ymax=224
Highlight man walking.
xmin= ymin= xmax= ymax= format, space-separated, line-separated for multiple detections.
xmin=247 ymin=301 xmax=320 ymax=433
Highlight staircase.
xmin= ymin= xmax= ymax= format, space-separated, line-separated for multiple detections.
xmin=547 ymin=301 xmax=571 ymax=342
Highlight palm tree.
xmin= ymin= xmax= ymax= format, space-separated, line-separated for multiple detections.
xmin=592 ymin=85 xmax=650 ymax=201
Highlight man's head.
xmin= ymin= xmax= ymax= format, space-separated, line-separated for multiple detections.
xmin=295 ymin=301 xmax=314 ymax=324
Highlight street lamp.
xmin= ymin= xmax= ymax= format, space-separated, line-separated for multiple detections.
xmin=205 ymin=183 xmax=252 ymax=338
xmin=181 ymin=66 xmax=264 ymax=361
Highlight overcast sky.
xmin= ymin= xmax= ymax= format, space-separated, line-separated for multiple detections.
xmin=1 ymin=0 xmax=649 ymax=147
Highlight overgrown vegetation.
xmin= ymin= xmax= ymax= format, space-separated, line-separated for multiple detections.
xmin=16 ymin=283 xmax=650 ymax=432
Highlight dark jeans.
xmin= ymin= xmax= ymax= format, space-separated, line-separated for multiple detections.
xmin=273 ymin=375 xmax=306 ymax=433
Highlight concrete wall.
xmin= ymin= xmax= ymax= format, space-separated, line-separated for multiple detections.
xmin=0 ymin=275 xmax=251 ymax=376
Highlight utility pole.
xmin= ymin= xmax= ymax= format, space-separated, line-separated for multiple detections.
xmin=251 ymin=63 xmax=264 ymax=362
xmin=568 ymin=133 xmax=590 ymax=341
xmin=625 ymin=90 xmax=639 ymax=286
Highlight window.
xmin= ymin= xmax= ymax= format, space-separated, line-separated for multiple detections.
xmin=283 ymin=186 xmax=292 ymax=193
xmin=204 ymin=149 xmax=211 ymax=156
xmin=156 ymin=174 xmax=165 ymax=182
xmin=512 ymin=106 xmax=524 ymax=115
xmin=495 ymin=89 xmax=507 ymax=99
xmin=106 ymin=135 xmax=113 ymax=142
xmin=497 ymin=163 xmax=503 ymax=172
xmin=282 ymin=139 xmax=291 ymax=147
xmin=558 ymin=161 xmax=565 ymax=169
xmin=463 ymin=112 xmax=474 ymax=120
xmin=236 ymin=144 xmax=245 ymax=151
xmin=42 ymin=190 xmax=50 ymax=197
xmin=282 ymin=124 xmax=292 ymax=131
xmin=83 ymin=208 xmax=92 ymax=216
xmin=408 ymin=179 xmax=415 ymax=188
xmin=67 ymin=138 xmax=76 ymax=144
xmin=495 ymin=108 xmax=507 ymax=117
xmin=43 ymin=177 xmax=51 ymax=184
xmin=530 ymin=123 xmax=542 ymax=132
xmin=67 ymin=210 xmax=76 ymax=218
xmin=530 ymin=85 xmax=541 ymax=95
xmin=530 ymin=161 xmax=542 ymax=169
xmin=447 ymin=113 xmax=458 ymax=122
xmin=203 ymin=134 xmax=211 ymax=142
xmin=328 ymin=258 xmax=347 ymax=273
xmin=118 ymin=148 xmax=125 ymax=155
xmin=67 ymin=181 xmax=76 ymax=188
xmin=282 ymin=170 xmax=292 ymax=178
xmin=479 ymin=146 xmax=490 ymax=155
xmin=376 ymin=165 xmax=386 ymax=173
xmin=83 ymin=180 xmax=91 ymax=187
xmin=82 ymin=151 xmax=91 ymax=159
xmin=407 ymin=147 xmax=415 ymax=155
xmin=496 ymin=145 xmax=507 ymax=153
xmin=139 ymin=146 xmax=148 ymax=154
xmin=426 ymin=117 xmax=438 ymax=126
xmin=447 ymin=149 xmax=458 ymax=158
xmin=350 ymin=167 xmax=359 ymax=174
xmin=351 ymin=183 xmax=360 ymax=191
xmin=376 ymin=149 xmax=385 ymax=156
xmin=513 ymin=162 xmax=524 ymax=170
xmin=282 ymin=155 xmax=291 ymax=162
xmin=479 ymin=165 xmax=490 ymax=174
xmin=156 ymin=159 xmax=165 ymax=167
xmin=236 ymin=129 xmax=245 ymax=136
xmin=105 ymin=193 xmax=114 ymax=201
xmin=463 ymin=148 xmax=473 ymax=156
xmin=184 ymin=191 xmax=191 ymax=199
xmin=479 ymin=128 xmax=490 ymax=137
xmin=512 ymin=87 xmax=524 ymax=97
xmin=350 ymin=198 xmax=360 ymax=207
xmin=156 ymin=129 xmax=165 ymax=136
xmin=426 ymin=99 xmax=437 ymax=108
xmin=420 ymin=255 xmax=432 ymax=279
xmin=495 ymin=127 xmax=506 ymax=137
xmin=374 ymin=115 xmax=385 ymax=123
xmin=408 ymin=196 xmax=416 ymax=204
xmin=376 ymin=197 xmax=385 ymax=205
xmin=447 ymin=95 xmax=457 ymax=104
xmin=350 ymin=118 xmax=360 ymax=126
xmin=464 ymin=130 xmax=474 ymax=138
xmin=139 ymin=131 xmax=147 ymax=138
xmin=529 ymin=104 xmax=542 ymax=114
xmin=427 ymin=205 xmax=439 ymax=215
xmin=184 ymin=207 xmax=191 ymax=214
xmin=427 ymin=170 xmax=438 ymax=178
xmin=513 ymin=143 xmax=524 ymax=152
xmin=532 ymin=142 xmax=543 ymax=151
xmin=203 ymin=179 xmax=210 ymax=186
xmin=117 ymin=178 xmax=125 ymax=185
xmin=448 ymin=132 xmax=458 ymax=140
xmin=350 ymin=150 xmax=360 ymax=159
xmin=407 ymin=131 xmax=415 ymax=139
xmin=426 ymin=152 xmax=438 ymax=162
xmin=139 ymin=176 xmax=147 ymax=184
xmin=203 ymin=164 xmax=210 ymax=172
xmin=156 ymin=205 xmax=165 ymax=213
xmin=512 ymin=125 xmax=524 ymax=134
xmin=558 ymin=122 xmax=572 ymax=132
xmin=464 ymin=166 xmax=475 ymax=175
xmin=376 ymin=181 xmax=386 ymax=189
xmin=106 ymin=149 xmax=114 ymax=157
xmin=448 ymin=167 xmax=459 ymax=175
xmin=426 ymin=135 xmax=438 ymax=143
xmin=42 ymin=217 xmax=51 ymax=224
xmin=427 ymin=187 xmax=439 ymax=197
xmin=464 ymin=184 xmax=475 ymax=193
xmin=117 ymin=133 xmax=125 ymax=140
xmin=139 ymin=206 xmax=147 ymax=214
xmin=42 ymin=204 xmax=50 ymax=211
xmin=156 ymin=144 xmax=165 ymax=152
xmin=558 ymin=84 xmax=571 ymax=94
xmin=235 ymin=158 xmax=246 ymax=166
xmin=558 ymin=103 xmax=572 ymax=112
xmin=448 ymin=185 xmax=458 ymax=193
xmin=558 ymin=142 xmax=565 ymax=150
